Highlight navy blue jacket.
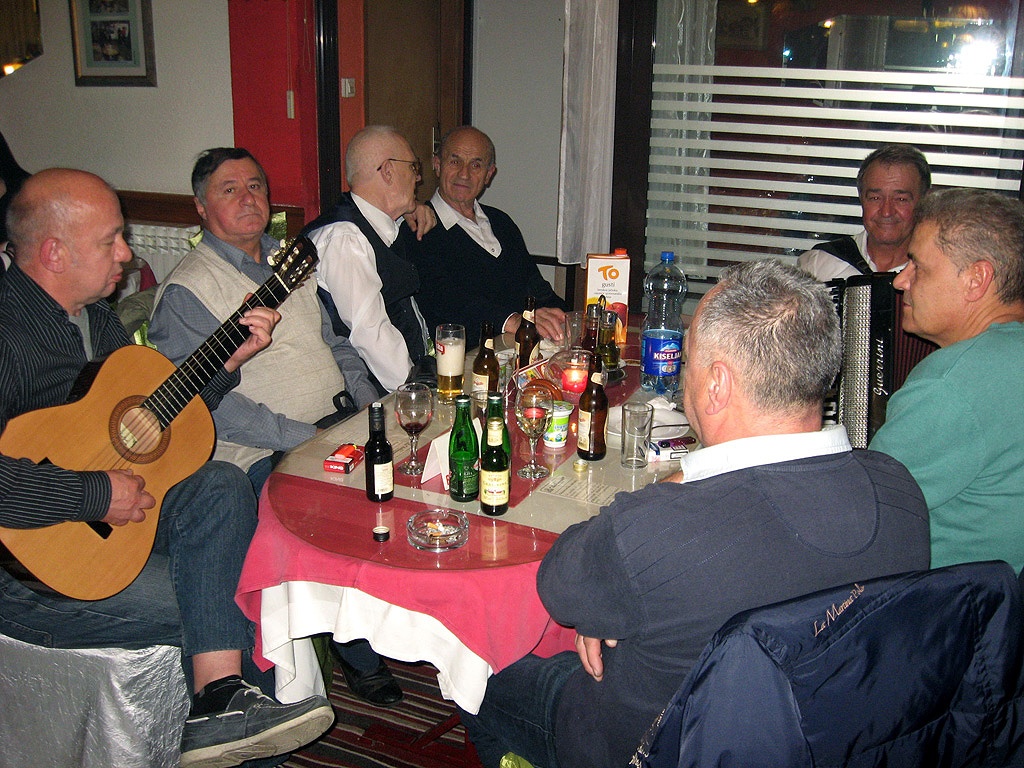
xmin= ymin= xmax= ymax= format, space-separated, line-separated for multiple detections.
xmin=631 ymin=561 xmax=1024 ymax=768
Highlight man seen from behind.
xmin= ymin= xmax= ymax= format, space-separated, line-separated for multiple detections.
xmin=459 ymin=259 xmax=930 ymax=768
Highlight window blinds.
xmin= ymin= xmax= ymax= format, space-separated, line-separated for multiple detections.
xmin=645 ymin=65 xmax=1024 ymax=307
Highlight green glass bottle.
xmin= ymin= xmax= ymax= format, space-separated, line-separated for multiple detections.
xmin=479 ymin=417 xmax=510 ymax=516
xmin=485 ymin=392 xmax=512 ymax=462
xmin=449 ymin=394 xmax=479 ymax=502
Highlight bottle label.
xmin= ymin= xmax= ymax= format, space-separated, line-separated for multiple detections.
xmin=641 ymin=331 xmax=682 ymax=377
xmin=472 ymin=372 xmax=490 ymax=393
xmin=485 ymin=338 xmax=494 ymax=350
xmin=523 ymin=309 xmax=535 ymax=323
xmin=450 ymin=460 xmax=479 ymax=497
xmin=528 ymin=344 xmax=541 ymax=364
xmin=374 ymin=462 xmax=394 ymax=494
xmin=479 ymin=470 xmax=510 ymax=505
xmin=578 ymin=410 xmax=592 ymax=451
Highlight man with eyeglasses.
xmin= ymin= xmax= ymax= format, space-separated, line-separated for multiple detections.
xmin=408 ymin=126 xmax=568 ymax=349
xmin=305 ymin=125 xmax=434 ymax=392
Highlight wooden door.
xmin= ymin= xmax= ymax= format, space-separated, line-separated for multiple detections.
xmin=365 ymin=0 xmax=465 ymax=203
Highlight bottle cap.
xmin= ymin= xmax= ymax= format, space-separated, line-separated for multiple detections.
xmin=372 ymin=525 xmax=390 ymax=542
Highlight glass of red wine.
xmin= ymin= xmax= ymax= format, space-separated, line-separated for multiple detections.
xmin=395 ymin=383 xmax=433 ymax=476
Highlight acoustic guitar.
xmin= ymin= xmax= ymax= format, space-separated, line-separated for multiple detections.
xmin=0 ymin=236 xmax=318 ymax=601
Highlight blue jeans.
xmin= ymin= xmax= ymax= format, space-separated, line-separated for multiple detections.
xmin=458 ymin=652 xmax=580 ymax=768
xmin=0 ymin=461 xmax=261 ymax=686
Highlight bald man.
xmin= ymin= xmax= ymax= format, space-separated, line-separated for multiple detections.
xmin=306 ymin=125 xmax=433 ymax=392
xmin=0 ymin=169 xmax=333 ymax=767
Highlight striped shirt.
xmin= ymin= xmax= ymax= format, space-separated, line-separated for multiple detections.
xmin=0 ymin=264 xmax=237 ymax=528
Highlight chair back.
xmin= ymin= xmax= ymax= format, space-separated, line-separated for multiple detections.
xmin=629 ymin=561 xmax=1024 ymax=768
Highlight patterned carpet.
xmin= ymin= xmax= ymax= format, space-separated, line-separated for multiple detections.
xmin=283 ymin=659 xmax=484 ymax=768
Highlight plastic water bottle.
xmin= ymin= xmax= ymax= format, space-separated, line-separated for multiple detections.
xmin=641 ymin=251 xmax=687 ymax=394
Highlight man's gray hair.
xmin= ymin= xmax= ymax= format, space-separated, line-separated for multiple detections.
xmin=856 ymin=144 xmax=931 ymax=197
xmin=916 ymin=188 xmax=1024 ymax=305
xmin=345 ymin=125 xmax=400 ymax=186
xmin=694 ymin=260 xmax=841 ymax=412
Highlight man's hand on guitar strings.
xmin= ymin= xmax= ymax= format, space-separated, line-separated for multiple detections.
xmin=103 ymin=469 xmax=156 ymax=526
xmin=224 ymin=304 xmax=282 ymax=373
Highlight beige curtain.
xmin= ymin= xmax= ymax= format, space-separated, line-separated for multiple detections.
xmin=556 ymin=0 xmax=618 ymax=265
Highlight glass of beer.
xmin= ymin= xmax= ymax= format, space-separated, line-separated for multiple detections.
xmin=435 ymin=323 xmax=466 ymax=403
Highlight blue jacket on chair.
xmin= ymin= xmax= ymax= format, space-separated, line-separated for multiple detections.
xmin=630 ymin=561 xmax=1024 ymax=768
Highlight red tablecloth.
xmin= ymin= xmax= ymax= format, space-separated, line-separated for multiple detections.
xmin=236 ymin=473 xmax=576 ymax=677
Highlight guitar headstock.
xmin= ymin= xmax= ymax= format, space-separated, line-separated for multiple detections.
xmin=268 ymin=236 xmax=318 ymax=293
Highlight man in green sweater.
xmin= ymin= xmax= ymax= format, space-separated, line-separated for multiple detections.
xmin=870 ymin=188 xmax=1024 ymax=573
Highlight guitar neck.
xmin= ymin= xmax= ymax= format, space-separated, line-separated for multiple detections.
xmin=144 ymin=260 xmax=303 ymax=429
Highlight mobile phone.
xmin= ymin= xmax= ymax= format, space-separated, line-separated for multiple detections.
xmin=324 ymin=443 xmax=366 ymax=474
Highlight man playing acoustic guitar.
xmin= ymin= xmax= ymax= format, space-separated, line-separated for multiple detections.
xmin=0 ymin=169 xmax=334 ymax=767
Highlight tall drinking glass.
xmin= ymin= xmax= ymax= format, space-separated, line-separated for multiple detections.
xmin=514 ymin=388 xmax=553 ymax=479
xmin=395 ymin=383 xmax=433 ymax=475
xmin=436 ymin=324 xmax=466 ymax=403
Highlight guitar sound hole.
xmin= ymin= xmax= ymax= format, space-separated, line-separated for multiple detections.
xmin=115 ymin=404 xmax=164 ymax=458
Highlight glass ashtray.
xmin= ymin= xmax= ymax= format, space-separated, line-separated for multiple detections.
xmin=407 ymin=509 xmax=470 ymax=551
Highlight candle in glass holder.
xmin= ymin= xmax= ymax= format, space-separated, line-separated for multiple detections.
xmin=561 ymin=366 xmax=589 ymax=393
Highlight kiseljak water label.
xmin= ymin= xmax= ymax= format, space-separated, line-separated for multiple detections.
xmin=642 ymin=333 xmax=682 ymax=377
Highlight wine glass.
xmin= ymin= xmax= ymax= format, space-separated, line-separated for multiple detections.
xmin=395 ymin=383 xmax=433 ymax=475
xmin=515 ymin=388 xmax=553 ymax=480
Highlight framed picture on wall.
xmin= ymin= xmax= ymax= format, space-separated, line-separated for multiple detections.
xmin=68 ymin=0 xmax=156 ymax=86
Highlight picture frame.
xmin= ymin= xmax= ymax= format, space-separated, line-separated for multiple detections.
xmin=716 ymin=1 xmax=768 ymax=51
xmin=68 ymin=0 xmax=156 ymax=86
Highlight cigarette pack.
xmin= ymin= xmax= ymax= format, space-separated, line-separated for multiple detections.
xmin=324 ymin=443 xmax=365 ymax=473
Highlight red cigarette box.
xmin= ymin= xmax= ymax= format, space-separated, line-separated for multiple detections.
xmin=324 ymin=443 xmax=365 ymax=474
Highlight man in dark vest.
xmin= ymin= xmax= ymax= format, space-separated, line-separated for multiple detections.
xmin=307 ymin=126 xmax=431 ymax=392
xmin=409 ymin=126 xmax=568 ymax=349
xmin=799 ymin=144 xmax=931 ymax=281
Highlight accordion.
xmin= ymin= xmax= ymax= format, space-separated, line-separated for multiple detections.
xmin=826 ymin=273 xmax=937 ymax=448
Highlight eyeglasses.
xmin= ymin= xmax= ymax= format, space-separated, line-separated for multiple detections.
xmin=377 ymin=158 xmax=422 ymax=177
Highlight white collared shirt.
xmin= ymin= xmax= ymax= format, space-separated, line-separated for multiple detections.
xmin=313 ymin=193 xmax=429 ymax=391
xmin=679 ymin=424 xmax=853 ymax=483
xmin=430 ymin=190 xmax=503 ymax=258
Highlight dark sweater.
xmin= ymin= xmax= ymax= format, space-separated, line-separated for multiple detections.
xmin=304 ymin=192 xmax=426 ymax=363
xmin=407 ymin=204 xmax=568 ymax=348
xmin=539 ymin=449 xmax=930 ymax=768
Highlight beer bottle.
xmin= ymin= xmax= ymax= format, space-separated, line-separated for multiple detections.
xmin=449 ymin=394 xmax=479 ymax=502
xmin=486 ymin=392 xmax=512 ymax=462
xmin=515 ymin=296 xmax=541 ymax=369
xmin=472 ymin=321 xmax=500 ymax=393
xmin=577 ymin=356 xmax=608 ymax=461
xmin=479 ymin=417 xmax=510 ymax=516
xmin=365 ymin=403 xmax=394 ymax=501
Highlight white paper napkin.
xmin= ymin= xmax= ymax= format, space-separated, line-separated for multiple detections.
xmin=421 ymin=421 xmax=484 ymax=491
xmin=423 ymin=432 xmax=451 ymax=489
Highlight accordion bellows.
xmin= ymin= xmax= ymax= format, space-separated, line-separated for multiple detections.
xmin=827 ymin=273 xmax=937 ymax=448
